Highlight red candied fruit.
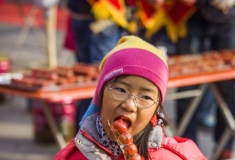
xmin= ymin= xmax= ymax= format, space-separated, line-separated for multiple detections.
xmin=130 ymin=154 xmax=142 ymax=160
xmin=118 ymin=132 xmax=133 ymax=144
xmin=123 ymin=143 xmax=138 ymax=156
xmin=112 ymin=118 xmax=128 ymax=134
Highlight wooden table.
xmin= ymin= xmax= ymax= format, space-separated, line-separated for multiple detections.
xmin=0 ymin=65 xmax=235 ymax=160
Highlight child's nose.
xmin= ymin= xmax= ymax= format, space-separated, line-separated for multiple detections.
xmin=120 ymin=96 xmax=138 ymax=112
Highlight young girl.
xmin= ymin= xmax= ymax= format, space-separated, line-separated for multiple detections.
xmin=54 ymin=36 xmax=207 ymax=160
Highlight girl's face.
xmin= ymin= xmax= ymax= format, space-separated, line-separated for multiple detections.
xmin=100 ymin=76 xmax=160 ymax=141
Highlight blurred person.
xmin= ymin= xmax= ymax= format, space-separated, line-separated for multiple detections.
xmin=66 ymin=0 xmax=136 ymax=131
xmin=67 ymin=3 xmax=122 ymax=63
xmin=54 ymin=35 xmax=207 ymax=160
xmin=136 ymin=0 xmax=196 ymax=56
xmin=176 ymin=0 xmax=235 ymax=159
xmin=66 ymin=0 xmax=93 ymax=132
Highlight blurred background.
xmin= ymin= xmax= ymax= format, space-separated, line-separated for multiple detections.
xmin=0 ymin=0 xmax=74 ymax=159
xmin=0 ymin=0 xmax=234 ymax=160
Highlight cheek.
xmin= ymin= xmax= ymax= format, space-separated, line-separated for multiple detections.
xmin=100 ymin=92 xmax=117 ymax=121
xmin=100 ymin=90 xmax=118 ymax=138
xmin=100 ymin=90 xmax=116 ymax=116
xmin=137 ymin=112 xmax=152 ymax=126
xmin=131 ymin=107 xmax=157 ymax=135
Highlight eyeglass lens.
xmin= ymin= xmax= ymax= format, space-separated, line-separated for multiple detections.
xmin=109 ymin=87 xmax=157 ymax=108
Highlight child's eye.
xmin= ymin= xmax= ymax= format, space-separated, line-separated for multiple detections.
xmin=140 ymin=95 xmax=154 ymax=101
xmin=113 ymin=87 xmax=127 ymax=93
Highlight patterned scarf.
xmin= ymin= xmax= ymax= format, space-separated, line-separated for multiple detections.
xmin=96 ymin=115 xmax=121 ymax=156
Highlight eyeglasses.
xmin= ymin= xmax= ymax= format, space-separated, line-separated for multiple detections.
xmin=107 ymin=86 xmax=159 ymax=108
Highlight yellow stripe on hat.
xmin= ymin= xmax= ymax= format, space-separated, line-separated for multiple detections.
xmin=99 ymin=35 xmax=168 ymax=71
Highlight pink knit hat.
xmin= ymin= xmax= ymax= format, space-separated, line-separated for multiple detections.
xmin=93 ymin=35 xmax=169 ymax=105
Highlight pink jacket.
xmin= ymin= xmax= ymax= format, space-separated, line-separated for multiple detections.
xmin=54 ymin=115 xmax=207 ymax=160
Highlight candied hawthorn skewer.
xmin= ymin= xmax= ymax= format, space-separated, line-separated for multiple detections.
xmin=107 ymin=118 xmax=142 ymax=160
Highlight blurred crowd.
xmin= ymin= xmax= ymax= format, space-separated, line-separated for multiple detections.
xmin=61 ymin=0 xmax=235 ymax=159
xmin=1 ymin=0 xmax=234 ymax=159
